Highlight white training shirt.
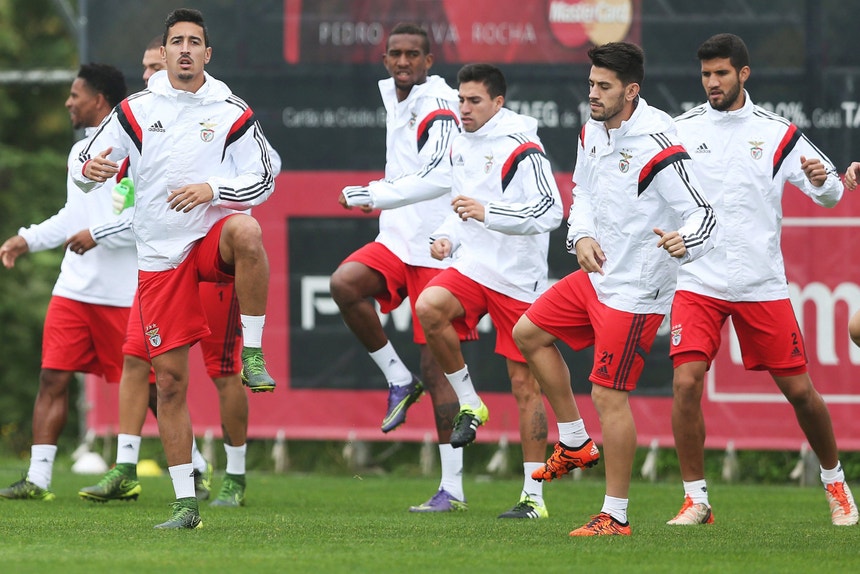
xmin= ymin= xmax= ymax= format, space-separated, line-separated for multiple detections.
xmin=18 ymin=127 xmax=137 ymax=307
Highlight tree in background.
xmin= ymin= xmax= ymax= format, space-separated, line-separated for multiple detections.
xmin=0 ymin=0 xmax=79 ymax=456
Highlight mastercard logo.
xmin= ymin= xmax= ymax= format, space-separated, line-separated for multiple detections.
xmin=547 ymin=0 xmax=633 ymax=48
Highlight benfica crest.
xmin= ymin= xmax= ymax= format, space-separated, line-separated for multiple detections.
xmin=408 ymin=112 xmax=417 ymax=129
xmin=749 ymin=140 xmax=764 ymax=160
xmin=484 ymin=153 xmax=494 ymax=174
xmin=619 ymin=151 xmax=632 ymax=173
xmin=671 ymin=325 xmax=682 ymax=346
xmin=200 ymin=121 xmax=217 ymax=142
xmin=145 ymin=324 xmax=162 ymax=348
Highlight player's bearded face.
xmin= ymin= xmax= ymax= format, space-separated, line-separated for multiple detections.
xmin=587 ymin=67 xmax=628 ymax=125
xmin=701 ymin=57 xmax=743 ymax=112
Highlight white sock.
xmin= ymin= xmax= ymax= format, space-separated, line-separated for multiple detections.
xmin=438 ymin=443 xmax=464 ymax=501
xmin=191 ymin=439 xmax=208 ymax=473
xmin=240 ymin=314 xmax=265 ymax=347
xmin=115 ymin=434 xmax=141 ymax=465
xmin=225 ymin=443 xmax=247 ymax=475
xmin=168 ymin=463 xmax=196 ymax=499
xmin=523 ymin=463 xmax=544 ymax=506
xmin=27 ymin=444 xmax=57 ymax=489
xmin=557 ymin=419 xmax=589 ymax=448
xmin=820 ymin=462 xmax=845 ymax=485
xmin=601 ymin=495 xmax=628 ymax=524
xmin=445 ymin=365 xmax=481 ymax=409
xmin=369 ymin=341 xmax=413 ymax=387
xmin=683 ymin=479 xmax=710 ymax=505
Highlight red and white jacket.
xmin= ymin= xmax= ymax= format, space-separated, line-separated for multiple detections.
xmin=342 ymin=75 xmax=460 ymax=269
xmin=71 ymin=70 xmax=275 ymax=272
xmin=431 ymin=107 xmax=563 ymax=303
xmin=674 ymin=91 xmax=842 ymax=301
xmin=569 ymin=96 xmax=717 ymax=315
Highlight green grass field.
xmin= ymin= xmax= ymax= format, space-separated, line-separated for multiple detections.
xmin=1 ymin=463 xmax=858 ymax=574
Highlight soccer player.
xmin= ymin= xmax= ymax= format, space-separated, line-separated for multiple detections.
xmin=513 ymin=42 xmax=717 ymax=536
xmin=331 ymin=24 xmax=474 ymax=511
xmin=667 ymin=33 xmax=858 ymax=526
xmin=78 ymin=35 xmax=281 ymax=508
xmin=71 ymin=8 xmax=277 ymax=529
xmin=0 ymin=64 xmax=135 ymax=501
xmin=414 ymin=63 xmax=563 ymax=519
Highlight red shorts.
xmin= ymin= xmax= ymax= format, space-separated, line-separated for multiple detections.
xmin=123 ymin=281 xmax=242 ymax=379
xmin=342 ymin=241 xmax=466 ymax=344
xmin=425 ymin=268 xmax=526 ymax=362
xmin=42 ymin=295 xmax=129 ymax=382
xmin=525 ymin=271 xmax=663 ymax=391
xmin=669 ymin=291 xmax=808 ymax=374
xmin=137 ymin=215 xmax=237 ymax=358
xmin=197 ymin=281 xmax=242 ymax=378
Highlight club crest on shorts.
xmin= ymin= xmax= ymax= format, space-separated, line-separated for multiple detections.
xmin=671 ymin=324 xmax=682 ymax=346
xmin=145 ymin=324 xmax=162 ymax=347
xmin=199 ymin=121 xmax=217 ymax=142
xmin=749 ymin=140 xmax=764 ymax=160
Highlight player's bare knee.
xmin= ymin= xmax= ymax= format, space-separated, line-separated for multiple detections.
xmin=224 ymin=215 xmax=263 ymax=254
xmin=414 ymin=291 xmax=443 ymax=332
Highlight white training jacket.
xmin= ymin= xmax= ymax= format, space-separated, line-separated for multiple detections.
xmin=569 ymin=96 xmax=717 ymax=315
xmin=342 ymin=75 xmax=460 ymax=269
xmin=674 ymin=91 xmax=843 ymax=302
xmin=431 ymin=107 xmax=563 ymax=303
xmin=71 ymin=70 xmax=276 ymax=272
xmin=17 ymin=128 xmax=137 ymax=307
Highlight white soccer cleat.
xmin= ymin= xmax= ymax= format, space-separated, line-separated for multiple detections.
xmin=667 ymin=494 xmax=714 ymax=525
xmin=825 ymin=481 xmax=859 ymax=526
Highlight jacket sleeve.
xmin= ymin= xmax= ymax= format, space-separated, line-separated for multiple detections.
xmin=428 ymin=211 xmax=462 ymax=255
xmin=566 ymin=135 xmax=596 ymax=253
xmin=652 ymin=154 xmax=718 ymax=264
xmin=17 ymin=204 xmax=74 ymax=252
xmin=70 ymin=105 xmax=134 ymax=193
xmin=90 ymin=207 xmax=136 ymax=249
xmin=208 ymin=113 xmax=276 ymax=210
xmin=779 ymin=126 xmax=843 ymax=208
xmin=483 ymin=146 xmax=562 ymax=235
xmin=349 ymin=108 xmax=459 ymax=209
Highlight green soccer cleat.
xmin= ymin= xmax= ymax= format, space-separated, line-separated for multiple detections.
xmin=497 ymin=494 xmax=549 ymax=519
xmin=450 ymin=401 xmax=490 ymax=448
xmin=210 ymin=474 xmax=246 ymax=507
xmin=153 ymin=497 xmax=202 ymax=530
xmin=193 ymin=461 xmax=213 ymax=502
xmin=78 ymin=463 xmax=141 ymax=503
xmin=0 ymin=478 xmax=56 ymax=501
xmin=241 ymin=347 xmax=276 ymax=393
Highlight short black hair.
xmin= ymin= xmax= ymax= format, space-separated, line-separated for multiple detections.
xmin=146 ymin=34 xmax=162 ymax=51
xmin=163 ymin=8 xmax=209 ymax=47
xmin=77 ymin=63 xmax=127 ymax=108
xmin=697 ymin=33 xmax=750 ymax=71
xmin=457 ymin=63 xmax=506 ymax=99
xmin=587 ymin=42 xmax=645 ymax=86
xmin=388 ymin=23 xmax=430 ymax=54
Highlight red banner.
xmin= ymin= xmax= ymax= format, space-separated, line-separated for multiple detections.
xmin=283 ymin=0 xmax=641 ymax=64
xmin=86 ymin=171 xmax=860 ymax=451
